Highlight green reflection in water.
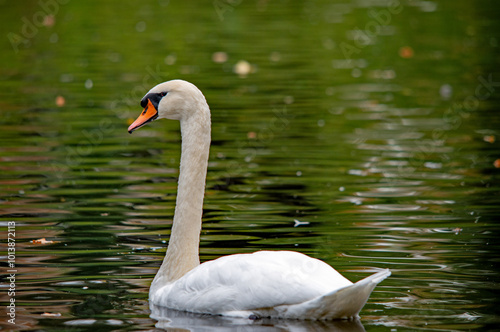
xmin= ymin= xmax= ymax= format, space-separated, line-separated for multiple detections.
xmin=0 ymin=0 xmax=499 ymax=331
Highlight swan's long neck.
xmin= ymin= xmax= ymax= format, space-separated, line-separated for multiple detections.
xmin=151 ymin=102 xmax=211 ymax=294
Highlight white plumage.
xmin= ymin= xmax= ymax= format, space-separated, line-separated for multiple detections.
xmin=128 ymin=80 xmax=390 ymax=320
xmin=151 ymin=250 xmax=389 ymax=320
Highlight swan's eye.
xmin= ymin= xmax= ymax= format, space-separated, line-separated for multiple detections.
xmin=160 ymin=92 xmax=168 ymax=97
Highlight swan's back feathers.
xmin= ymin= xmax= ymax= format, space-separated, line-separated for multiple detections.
xmin=150 ymin=251 xmax=389 ymax=320
xmin=152 ymin=251 xmax=350 ymax=312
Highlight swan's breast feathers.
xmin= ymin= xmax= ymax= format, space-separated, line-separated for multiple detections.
xmin=150 ymin=251 xmax=355 ymax=316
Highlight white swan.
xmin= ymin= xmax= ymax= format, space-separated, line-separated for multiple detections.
xmin=128 ymin=80 xmax=390 ymax=320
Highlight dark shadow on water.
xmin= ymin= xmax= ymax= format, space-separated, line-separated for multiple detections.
xmin=150 ymin=304 xmax=366 ymax=332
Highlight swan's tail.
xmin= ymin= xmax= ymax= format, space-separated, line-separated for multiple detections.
xmin=281 ymin=269 xmax=391 ymax=320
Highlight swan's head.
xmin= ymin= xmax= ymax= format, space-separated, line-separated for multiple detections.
xmin=128 ymin=79 xmax=207 ymax=133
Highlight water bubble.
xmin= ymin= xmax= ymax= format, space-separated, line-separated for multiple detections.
xmin=283 ymin=96 xmax=294 ymax=104
xmin=136 ymin=21 xmax=146 ymax=32
xmin=440 ymin=84 xmax=453 ymax=100
xmin=212 ymin=51 xmax=228 ymax=63
xmin=270 ymin=51 xmax=281 ymax=62
xmin=164 ymin=54 xmax=176 ymax=65
xmin=234 ymin=60 xmax=253 ymax=77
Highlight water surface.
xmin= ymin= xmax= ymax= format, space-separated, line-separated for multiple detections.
xmin=1 ymin=0 xmax=499 ymax=331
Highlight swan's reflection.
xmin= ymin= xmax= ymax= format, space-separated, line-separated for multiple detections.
xmin=150 ymin=303 xmax=366 ymax=332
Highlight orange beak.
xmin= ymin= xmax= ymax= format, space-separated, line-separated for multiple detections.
xmin=128 ymin=99 xmax=159 ymax=134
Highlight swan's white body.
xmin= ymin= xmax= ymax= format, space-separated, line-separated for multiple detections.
xmin=128 ymin=80 xmax=390 ymax=320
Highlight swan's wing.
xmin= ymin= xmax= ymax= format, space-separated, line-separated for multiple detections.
xmin=152 ymin=251 xmax=353 ymax=314
xmin=276 ymin=269 xmax=391 ymax=320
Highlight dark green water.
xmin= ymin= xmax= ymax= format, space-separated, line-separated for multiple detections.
xmin=1 ymin=0 xmax=499 ymax=331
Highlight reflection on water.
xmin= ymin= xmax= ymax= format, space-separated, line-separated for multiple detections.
xmin=1 ymin=0 xmax=500 ymax=331
xmin=151 ymin=305 xmax=367 ymax=332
